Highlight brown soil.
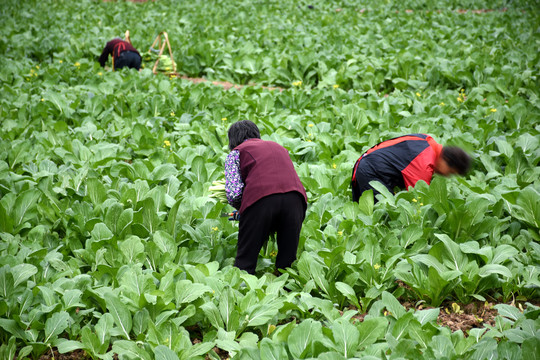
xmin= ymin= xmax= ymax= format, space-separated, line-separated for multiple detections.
xmin=189 ymin=324 xmax=230 ymax=360
xmin=404 ymin=300 xmax=499 ymax=334
xmin=206 ymin=346 xmax=230 ymax=360
xmin=347 ymin=299 xmax=538 ymax=335
xmin=172 ymin=74 xmax=283 ymax=92
xmin=39 ymin=349 xmax=89 ymax=360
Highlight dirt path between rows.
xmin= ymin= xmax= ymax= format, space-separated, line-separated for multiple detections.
xmin=173 ymin=74 xmax=283 ymax=91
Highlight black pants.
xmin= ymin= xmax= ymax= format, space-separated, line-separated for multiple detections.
xmin=351 ymin=165 xmax=390 ymax=203
xmin=235 ymin=192 xmax=306 ymax=275
xmin=115 ymin=51 xmax=141 ymax=70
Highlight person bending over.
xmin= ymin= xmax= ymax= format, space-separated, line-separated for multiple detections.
xmin=98 ymin=38 xmax=141 ymax=70
xmin=225 ymin=120 xmax=307 ymax=275
xmin=351 ymin=134 xmax=471 ymax=202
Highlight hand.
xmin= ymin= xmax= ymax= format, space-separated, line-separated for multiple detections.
xmin=228 ymin=210 xmax=240 ymax=221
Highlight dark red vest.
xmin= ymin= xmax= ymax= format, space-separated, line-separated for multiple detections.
xmin=235 ymin=139 xmax=307 ymax=214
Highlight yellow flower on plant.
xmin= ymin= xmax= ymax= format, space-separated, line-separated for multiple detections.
xmin=374 ymin=264 xmax=381 ymax=270
xmin=212 ymin=226 xmax=218 ymax=231
xmin=490 ymin=108 xmax=497 ymax=112
xmin=222 ymin=117 xmax=227 ymax=121
xmin=338 ymin=231 xmax=343 ymax=236
xmin=416 ymin=92 xmax=421 ymax=97
xmin=292 ymin=80 xmax=302 ymax=86
xmin=163 ymin=140 xmax=171 ymax=147
xmin=308 ymin=124 xmax=314 ymax=127
xmin=332 ymin=163 xmax=337 ymax=169
xmin=36 ymin=65 xmax=40 ymax=69
xmin=41 ymin=98 xmax=44 ymax=102
xmin=59 ymin=60 xmax=63 ymax=63
xmin=170 ymin=111 xmax=175 ymax=117
xmin=98 ymin=72 xmax=102 ymax=76
xmin=333 ymin=84 xmax=339 ymax=89
xmin=457 ymin=89 xmax=467 ymax=103
xmin=74 ymin=62 xmax=80 ymax=67
xmin=439 ymin=102 xmax=445 ymax=106
xmin=412 ymin=198 xmax=418 ymax=202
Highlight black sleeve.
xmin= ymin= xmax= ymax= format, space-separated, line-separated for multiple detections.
xmin=98 ymin=41 xmax=113 ymax=67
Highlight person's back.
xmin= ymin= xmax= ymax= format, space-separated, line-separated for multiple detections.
xmin=235 ymin=139 xmax=306 ymax=214
xmin=98 ymin=38 xmax=141 ymax=70
xmin=351 ymin=134 xmax=470 ymax=202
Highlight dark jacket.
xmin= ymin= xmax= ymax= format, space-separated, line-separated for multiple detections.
xmin=235 ymin=139 xmax=307 ymax=214
xmin=98 ymin=39 xmax=139 ymax=67
xmin=351 ymin=134 xmax=442 ymax=200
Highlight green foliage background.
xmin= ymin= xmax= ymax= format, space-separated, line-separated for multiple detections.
xmin=0 ymin=0 xmax=539 ymax=359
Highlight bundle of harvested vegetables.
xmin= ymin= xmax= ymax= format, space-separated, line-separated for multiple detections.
xmin=209 ymin=179 xmax=228 ymax=204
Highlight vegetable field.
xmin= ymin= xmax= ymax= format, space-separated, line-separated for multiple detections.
xmin=1 ymin=0 xmax=539 ymax=359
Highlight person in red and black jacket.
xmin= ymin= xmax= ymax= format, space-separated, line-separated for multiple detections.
xmin=225 ymin=120 xmax=307 ymax=275
xmin=98 ymin=38 xmax=141 ymax=70
xmin=351 ymin=134 xmax=471 ymax=202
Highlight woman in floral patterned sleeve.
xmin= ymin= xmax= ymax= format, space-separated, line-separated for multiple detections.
xmin=224 ymin=120 xmax=307 ymax=275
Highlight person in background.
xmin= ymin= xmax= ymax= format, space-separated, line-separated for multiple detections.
xmin=98 ymin=38 xmax=141 ymax=70
xmin=351 ymin=133 xmax=471 ymax=202
xmin=225 ymin=120 xmax=307 ymax=275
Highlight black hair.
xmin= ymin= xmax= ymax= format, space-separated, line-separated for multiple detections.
xmin=228 ymin=120 xmax=261 ymax=150
xmin=441 ymin=146 xmax=471 ymax=175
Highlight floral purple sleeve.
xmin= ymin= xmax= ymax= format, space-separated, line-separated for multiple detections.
xmin=225 ymin=150 xmax=243 ymax=209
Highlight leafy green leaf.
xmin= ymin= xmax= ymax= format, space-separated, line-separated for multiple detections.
xmin=357 ymin=317 xmax=388 ymax=349
xmin=44 ymin=311 xmax=71 ymax=344
xmin=12 ymin=189 xmax=41 ymax=228
xmin=260 ymin=338 xmax=288 ymax=360
xmin=112 ymin=340 xmax=152 ymax=360
xmin=91 ymin=223 xmax=114 ymax=242
xmin=288 ymin=319 xmax=323 ymax=359
xmin=381 ymin=291 xmax=406 ymax=319
xmin=0 ymin=266 xmax=15 ymax=298
xmin=55 ymin=339 xmax=84 ymax=353
xmin=154 ymin=345 xmax=180 ymax=360
xmin=175 ymin=280 xmax=212 ymax=304
xmin=86 ymin=178 xmax=107 ymax=206
xmin=104 ymin=292 xmax=132 ymax=340
xmin=494 ymin=304 xmax=523 ymax=322
xmin=413 ymin=308 xmax=440 ymax=326
xmin=330 ymin=318 xmax=359 ymax=358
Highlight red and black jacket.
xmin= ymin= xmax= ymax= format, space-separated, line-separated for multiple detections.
xmin=351 ymin=134 xmax=442 ymax=197
xmin=98 ymin=39 xmax=139 ymax=67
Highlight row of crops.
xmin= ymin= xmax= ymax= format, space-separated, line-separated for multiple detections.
xmin=1 ymin=0 xmax=539 ymax=359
